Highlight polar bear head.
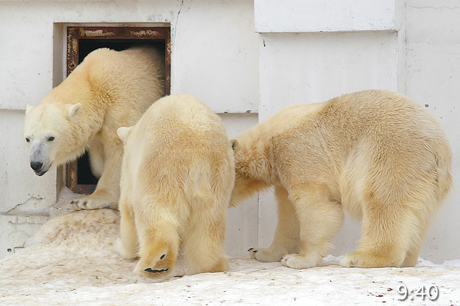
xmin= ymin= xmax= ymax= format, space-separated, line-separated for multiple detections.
xmin=229 ymin=137 xmax=271 ymax=207
xmin=23 ymin=103 xmax=83 ymax=176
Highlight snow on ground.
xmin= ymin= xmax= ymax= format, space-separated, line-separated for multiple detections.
xmin=0 ymin=209 xmax=459 ymax=306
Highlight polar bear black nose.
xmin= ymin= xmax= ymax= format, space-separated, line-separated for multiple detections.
xmin=30 ymin=162 xmax=43 ymax=171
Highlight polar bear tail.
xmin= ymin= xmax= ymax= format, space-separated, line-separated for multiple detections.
xmin=433 ymin=149 xmax=453 ymax=204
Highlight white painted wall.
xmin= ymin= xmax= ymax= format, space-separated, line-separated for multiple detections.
xmin=403 ymin=0 xmax=460 ymax=262
xmin=254 ymin=0 xmax=403 ymax=33
xmin=1 ymin=0 xmax=459 ymax=263
xmin=258 ymin=31 xmax=401 ymax=121
xmin=220 ymin=114 xmax=259 ymax=256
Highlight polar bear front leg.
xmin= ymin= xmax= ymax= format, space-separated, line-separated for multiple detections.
xmin=71 ymin=188 xmax=118 ymax=210
xmin=71 ymin=144 xmax=122 ymax=210
xmin=87 ymin=138 xmax=105 ymax=179
xmin=280 ymin=184 xmax=344 ymax=269
xmin=249 ymin=186 xmax=301 ymax=262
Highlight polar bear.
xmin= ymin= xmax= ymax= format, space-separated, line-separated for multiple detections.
xmin=230 ymin=90 xmax=452 ymax=269
xmin=114 ymin=94 xmax=234 ymax=279
xmin=23 ymin=46 xmax=165 ymax=210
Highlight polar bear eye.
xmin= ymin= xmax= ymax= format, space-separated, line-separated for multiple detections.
xmin=160 ymin=254 xmax=165 ymax=260
xmin=25 ymin=137 xmax=30 ymax=143
xmin=47 ymin=136 xmax=55 ymax=142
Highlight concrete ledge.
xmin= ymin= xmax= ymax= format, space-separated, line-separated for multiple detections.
xmin=0 ymin=214 xmax=49 ymax=259
xmin=255 ymin=0 xmax=403 ymax=33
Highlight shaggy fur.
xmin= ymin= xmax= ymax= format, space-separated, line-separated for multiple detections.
xmin=114 ymin=94 xmax=235 ymax=279
xmin=23 ymin=46 xmax=165 ymax=210
xmin=230 ymin=90 xmax=452 ymax=269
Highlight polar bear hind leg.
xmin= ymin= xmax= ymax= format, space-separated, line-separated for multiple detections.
xmin=133 ymin=213 xmax=180 ymax=279
xmin=183 ymin=189 xmax=229 ymax=274
xmin=340 ymin=188 xmax=436 ymax=268
xmin=183 ymin=210 xmax=229 ymax=275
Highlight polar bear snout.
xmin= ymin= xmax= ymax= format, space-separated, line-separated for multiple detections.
xmin=30 ymin=161 xmax=44 ymax=173
xmin=28 ymin=139 xmax=53 ymax=176
xmin=30 ymin=156 xmax=51 ymax=176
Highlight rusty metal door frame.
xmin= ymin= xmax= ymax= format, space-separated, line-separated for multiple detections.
xmin=65 ymin=25 xmax=171 ymax=194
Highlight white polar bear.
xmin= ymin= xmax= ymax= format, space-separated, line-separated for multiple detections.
xmin=230 ymin=90 xmax=452 ymax=269
xmin=23 ymin=46 xmax=165 ymax=210
xmin=114 ymin=94 xmax=234 ymax=279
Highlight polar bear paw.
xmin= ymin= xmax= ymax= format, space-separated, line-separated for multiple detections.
xmin=281 ymin=253 xmax=322 ymax=269
xmin=135 ymin=253 xmax=173 ymax=279
xmin=340 ymin=253 xmax=365 ymax=268
xmin=340 ymin=252 xmax=403 ymax=268
xmin=248 ymin=247 xmax=285 ymax=262
xmin=71 ymin=197 xmax=113 ymax=210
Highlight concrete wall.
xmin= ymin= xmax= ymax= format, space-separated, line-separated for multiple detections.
xmin=404 ymin=0 xmax=460 ymax=261
xmin=1 ymin=0 xmax=459 ymax=263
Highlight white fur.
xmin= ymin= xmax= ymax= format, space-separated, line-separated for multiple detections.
xmin=114 ymin=94 xmax=235 ymax=279
xmin=231 ymin=90 xmax=452 ymax=269
xmin=23 ymin=46 xmax=165 ymax=210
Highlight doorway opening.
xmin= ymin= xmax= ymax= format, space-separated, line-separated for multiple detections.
xmin=65 ymin=26 xmax=171 ymax=194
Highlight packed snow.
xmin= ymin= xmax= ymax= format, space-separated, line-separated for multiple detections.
xmin=1 ymin=208 xmax=459 ymax=306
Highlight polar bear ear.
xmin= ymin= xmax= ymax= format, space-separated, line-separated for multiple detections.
xmin=117 ymin=126 xmax=134 ymax=143
xmin=230 ymin=139 xmax=239 ymax=151
xmin=25 ymin=104 xmax=34 ymax=115
xmin=67 ymin=103 xmax=82 ymax=119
